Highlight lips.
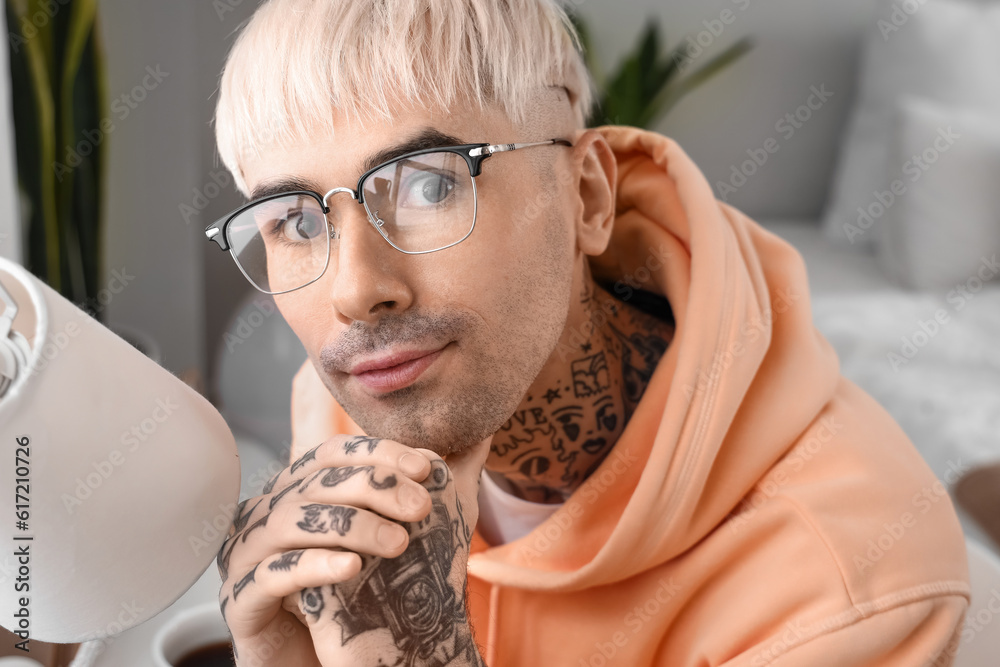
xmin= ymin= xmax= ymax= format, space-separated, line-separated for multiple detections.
xmin=349 ymin=346 xmax=446 ymax=375
xmin=349 ymin=344 xmax=448 ymax=394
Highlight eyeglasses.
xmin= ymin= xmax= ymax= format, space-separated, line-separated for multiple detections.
xmin=205 ymin=138 xmax=573 ymax=295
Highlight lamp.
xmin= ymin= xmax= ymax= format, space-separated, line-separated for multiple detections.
xmin=0 ymin=256 xmax=240 ymax=643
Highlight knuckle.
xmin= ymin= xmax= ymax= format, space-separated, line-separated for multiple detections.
xmin=421 ymin=458 xmax=453 ymax=491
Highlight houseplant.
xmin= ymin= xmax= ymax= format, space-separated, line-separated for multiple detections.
xmin=6 ymin=0 xmax=107 ymax=316
xmin=569 ymin=12 xmax=753 ymax=130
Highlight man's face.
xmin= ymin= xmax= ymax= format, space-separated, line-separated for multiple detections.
xmin=242 ymin=100 xmax=580 ymax=456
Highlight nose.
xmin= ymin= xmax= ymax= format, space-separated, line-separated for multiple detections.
xmin=322 ymin=196 xmax=414 ymax=325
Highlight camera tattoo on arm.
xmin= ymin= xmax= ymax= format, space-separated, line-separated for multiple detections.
xmin=319 ymin=460 xmax=484 ymax=667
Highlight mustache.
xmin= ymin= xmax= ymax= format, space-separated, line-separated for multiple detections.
xmin=320 ymin=309 xmax=473 ymax=374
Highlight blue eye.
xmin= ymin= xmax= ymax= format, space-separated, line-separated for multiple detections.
xmin=401 ymin=172 xmax=456 ymax=208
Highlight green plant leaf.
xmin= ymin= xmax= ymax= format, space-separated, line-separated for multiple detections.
xmin=8 ymin=0 xmax=60 ymax=290
xmin=58 ymin=0 xmax=98 ymax=303
xmin=582 ymin=14 xmax=753 ymax=130
xmin=642 ymin=36 xmax=754 ymax=129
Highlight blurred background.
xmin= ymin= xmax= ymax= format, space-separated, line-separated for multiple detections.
xmin=1 ymin=0 xmax=999 ymax=663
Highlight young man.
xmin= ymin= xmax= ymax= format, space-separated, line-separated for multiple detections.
xmin=208 ymin=1 xmax=971 ymax=665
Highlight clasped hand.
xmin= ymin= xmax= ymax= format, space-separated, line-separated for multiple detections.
xmin=216 ymin=434 xmax=491 ymax=667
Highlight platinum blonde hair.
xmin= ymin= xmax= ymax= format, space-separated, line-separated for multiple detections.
xmin=214 ymin=0 xmax=594 ymax=196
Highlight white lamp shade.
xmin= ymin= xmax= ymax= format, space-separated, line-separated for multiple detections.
xmin=0 ymin=257 xmax=240 ymax=642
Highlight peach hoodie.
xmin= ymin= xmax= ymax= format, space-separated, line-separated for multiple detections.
xmin=290 ymin=126 xmax=971 ymax=666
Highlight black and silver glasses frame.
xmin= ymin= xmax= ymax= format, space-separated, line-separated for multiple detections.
xmin=204 ymin=138 xmax=572 ymax=295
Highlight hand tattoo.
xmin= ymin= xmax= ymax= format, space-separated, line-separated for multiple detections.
xmin=298 ymin=504 xmax=357 ymax=536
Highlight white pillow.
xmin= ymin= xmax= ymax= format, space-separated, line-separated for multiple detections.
xmin=879 ymin=96 xmax=1000 ymax=290
xmin=821 ymin=0 xmax=1000 ymax=247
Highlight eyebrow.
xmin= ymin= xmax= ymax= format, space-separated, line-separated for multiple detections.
xmin=247 ymin=127 xmax=467 ymax=202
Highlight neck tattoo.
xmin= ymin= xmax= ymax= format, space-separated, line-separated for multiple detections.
xmin=488 ymin=263 xmax=675 ymax=503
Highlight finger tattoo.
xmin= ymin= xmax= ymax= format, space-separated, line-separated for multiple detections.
xmin=290 ymin=444 xmax=322 ymax=475
xmin=298 ymin=504 xmax=357 ymax=536
xmin=368 ymin=471 xmax=397 ymax=490
xmin=301 ymin=586 xmax=325 ymax=619
xmin=234 ymin=498 xmax=262 ymax=533
xmin=219 ymin=499 xmax=261 ymax=580
xmin=240 ymin=511 xmax=270 ymax=543
xmin=232 ymin=563 xmax=258 ymax=601
xmin=261 ymin=470 xmax=281 ymax=495
xmin=269 ymin=477 xmax=303 ymax=510
xmin=267 ymin=549 xmax=305 ymax=572
xmin=342 ymin=435 xmax=382 ymax=455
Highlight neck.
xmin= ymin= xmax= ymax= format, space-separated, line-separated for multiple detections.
xmin=486 ymin=262 xmax=674 ymax=503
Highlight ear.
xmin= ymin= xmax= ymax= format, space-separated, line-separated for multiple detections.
xmin=569 ymin=129 xmax=617 ymax=256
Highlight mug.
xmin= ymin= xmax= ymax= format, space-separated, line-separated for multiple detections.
xmin=0 ymin=257 xmax=241 ymax=642
xmin=152 ymin=601 xmax=233 ymax=667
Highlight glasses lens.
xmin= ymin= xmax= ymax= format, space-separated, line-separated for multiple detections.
xmin=361 ymin=151 xmax=475 ymax=252
xmin=226 ymin=193 xmax=330 ymax=294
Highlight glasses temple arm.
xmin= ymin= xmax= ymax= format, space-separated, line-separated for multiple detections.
xmin=468 ymin=138 xmax=572 ymax=157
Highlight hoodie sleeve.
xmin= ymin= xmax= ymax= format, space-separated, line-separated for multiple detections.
xmin=741 ymin=594 xmax=968 ymax=667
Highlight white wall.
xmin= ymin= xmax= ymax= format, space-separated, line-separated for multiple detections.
xmin=97 ymin=0 xmax=207 ymax=376
xmin=576 ymin=0 xmax=879 ymax=220
xmin=0 ymin=8 xmax=21 ymax=264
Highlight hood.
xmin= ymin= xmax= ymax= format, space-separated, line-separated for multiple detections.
xmin=464 ymin=125 xmax=841 ymax=591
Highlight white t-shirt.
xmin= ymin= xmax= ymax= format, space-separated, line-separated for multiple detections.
xmin=476 ymin=469 xmax=563 ymax=546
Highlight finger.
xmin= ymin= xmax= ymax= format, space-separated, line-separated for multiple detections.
xmin=224 ymin=548 xmax=361 ymax=633
xmin=228 ymin=502 xmax=410 ymax=578
xmin=266 ymin=435 xmax=432 ymax=495
xmin=413 ymin=436 xmax=493 ymax=506
xmin=292 ymin=464 xmax=431 ymax=522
